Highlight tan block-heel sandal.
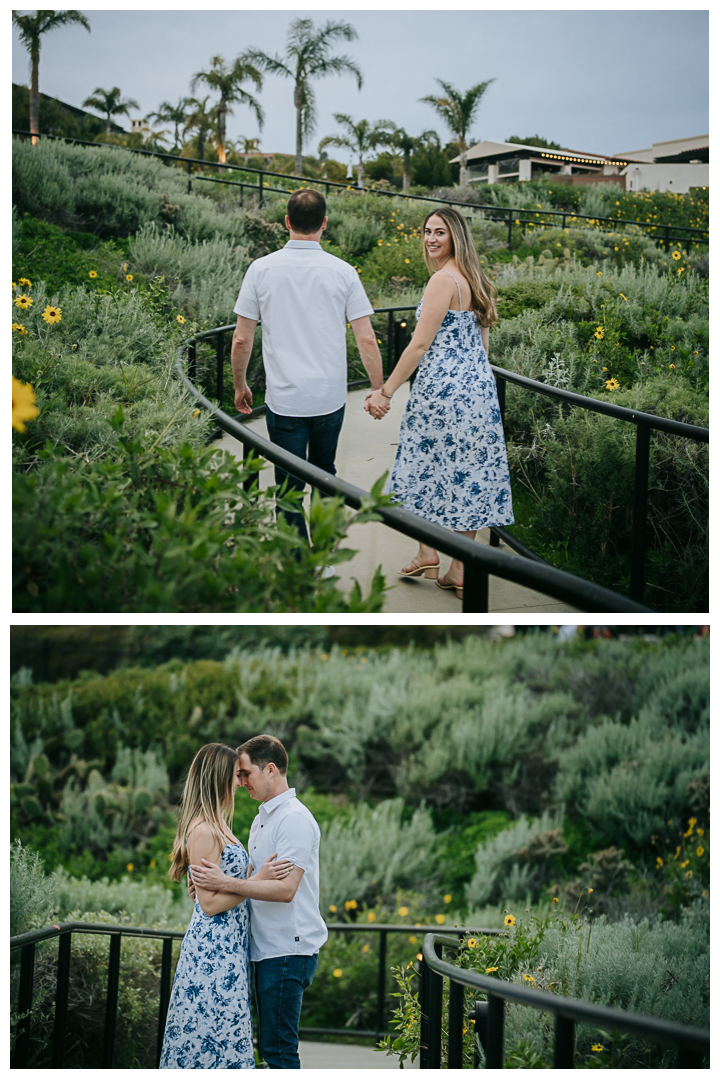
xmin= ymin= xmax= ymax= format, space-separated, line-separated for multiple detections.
xmin=397 ymin=561 xmax=440 ymax=580
xmin=436 ymin=575 xmax=463 ymax=599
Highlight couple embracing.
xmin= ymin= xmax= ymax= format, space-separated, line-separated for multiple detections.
xmin=159 ymin=736 xmax=326 ymax=1069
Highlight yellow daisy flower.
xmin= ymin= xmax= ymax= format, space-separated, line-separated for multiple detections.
xmin=42 ymin=305 xmax=62 ymax=324
xmin=12 ymin=376 xmax=39 ymax=431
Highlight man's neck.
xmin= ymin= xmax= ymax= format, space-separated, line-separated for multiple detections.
xmin=288 ymin=230 xmax=322 ymax=243
xmin=262 ymin=780 xmax=291 ymax=804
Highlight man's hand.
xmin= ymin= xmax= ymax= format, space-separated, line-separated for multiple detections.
xmin=364 ymin=389 xmax=390 ymax=420
xmin=187 ymin=874 xmax=196 ymax=902
xmin=189 ymin=858 xmax=232 ymax=892
xmin=235 ymin=385 xmax=253 ymax=414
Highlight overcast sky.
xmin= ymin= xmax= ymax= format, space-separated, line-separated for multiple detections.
xmin=12 ymin=5 xmax=709 ymax=159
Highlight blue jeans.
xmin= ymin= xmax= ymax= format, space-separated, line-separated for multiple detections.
xmin=264 ymin=405 xmax=345 ymax=543
xmin=254 ymin=953 xmax=319 ymax=1069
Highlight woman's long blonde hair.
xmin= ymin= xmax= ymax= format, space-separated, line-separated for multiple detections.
xmin=168 ymin=743 xmax=237 ymax=883
xmin=422 ymin=206 xmax=498 ymax=327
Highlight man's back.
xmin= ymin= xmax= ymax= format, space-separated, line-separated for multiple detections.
xmin=234 ymin=239 xmax=372 ymax=417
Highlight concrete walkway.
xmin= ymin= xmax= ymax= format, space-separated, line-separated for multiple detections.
xmin=216 ymin=386 xmax=578 ymax=615
xmin=299 ymin=1040 xmax=417 ymax=1069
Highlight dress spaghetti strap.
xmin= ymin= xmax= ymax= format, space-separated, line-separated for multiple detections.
xmin=440 ymin=267 xmax=463 ymax=311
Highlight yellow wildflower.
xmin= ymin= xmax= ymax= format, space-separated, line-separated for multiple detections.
xmin=332 ymin=968 xmax=343 ymax=978
xmin=12 ymin=376 xmax=39 ymax=431
xmin=18 ymin=277 xmax=32 ymax=287
xmin=89 ymin=270 xmax=98 ymax=278
xmin=485 ymin=966 xmax=498 ymax=973
xmin=126 ymin=863 xmax=134 ymax=872
xmin=367 ymin=911 xmax=376 ymax=922
xmin=398 ymin=906 xmax=409 ymax=917
xmin=14 ymin=295 xmax=32 ymax=310
xmin=434 ymin=914 xmax=446 ymax=925
xmin=126 ymin=274 xmax=133 ymax=282
xmin=177 ymin=315 xmax=185 ymax=324
xmin=504 ymin=914 xmax=516 ymax=927
xmin=42 ymin=305 xmax=62 ymax=324
xmin=696 ymin=846 xmax=704 ymax=857
xmin=12 ymin=322 xmax=27 ymax=335
xmin=443 ymin=894 xmax=452 ymax=904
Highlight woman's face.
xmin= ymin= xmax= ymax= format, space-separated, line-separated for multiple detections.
xmin=424 ymin=215 xmax=453 ymax=262
xmin=232 ymin=759 xmax=242 ymax=795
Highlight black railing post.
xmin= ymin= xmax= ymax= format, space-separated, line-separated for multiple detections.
xmin=156 ymin=937 xmax=174 ymax=1067
xmin=216 ymin=330 xmax=225 ymax=403
xmin=507 ymin=209 xmax=513 ymax=248
xmin=13 ymin=941 xmax=36 ymax=1068
xmin=462 ymin=561 xmax=489 ymax=613
xmin=418 ymin=954 xmax=430 ymax=1070
xmin=470 ymin=999 xmax=489 ymax=1067
xmin=630 ymin=423 xmax=651 ymax=602
xmin=485 ymin=992 xmax=505 ymax=1068
xmin=102 ymin=933 xmax=122 ymax=1068
xmin=553 ymin=1014 xmax=575 ymax=1067
xmin=187 ymin=159 xmax=192 ymax=195
xmin=375 ymin=929 xmax=387 ymax=1041
xmin=495 ymin=373 xmax=506 ymax=427
xmin=51 ymin=932 xmax=72 ymax=1068
xmin=426 ymin=943 xmax=443 ymax=1068
xmin=447 ymin=977 xmax=465 ymax=1068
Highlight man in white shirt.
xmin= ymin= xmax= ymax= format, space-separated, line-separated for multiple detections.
xmin=230 ymin=188 xmax=384 ymax=542
xmin=189 ymin=735 xmax=327 ymax=1069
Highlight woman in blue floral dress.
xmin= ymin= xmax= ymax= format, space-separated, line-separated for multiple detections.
xmin=365 ymin=207 xmax=513 ymax=598
xmin=160 ymin=744 xmax=290 ymax=1069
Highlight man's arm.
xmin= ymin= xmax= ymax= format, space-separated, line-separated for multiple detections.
xmin=190 ymin=858 xmax=304 ymax=904
xmin=350 ymin=315 xmax=384 ymax=392
xmin=230 ymin=315 xmax=258 ymax=414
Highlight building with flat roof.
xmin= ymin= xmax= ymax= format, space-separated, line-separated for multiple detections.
xmin=452 ymin=135 xmax=708 ymax=192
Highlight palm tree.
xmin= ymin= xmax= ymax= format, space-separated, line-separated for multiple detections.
xmin=245 ymin=18 xmax=362 ymax=176
xmin=82 ymin=87 xmax=141 ymax=136
xmin=191 ymin=55 xmax=263 ymax=165
xmin=420 ymin=78 xmax=495 ymax=187
xmin=318 ymin=115 xmax=393 ymax=190
xmin=12 ymin=10 xmax=90 ymax=145
xmin=183 ymin=96 xmax=218 ymax=162
xmin=387 ymin=125 xmax=441 ymax=193
xmin=148 ymin=98 xmax=189 ymax=151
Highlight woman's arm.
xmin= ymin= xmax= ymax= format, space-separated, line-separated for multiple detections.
xmin=364 ymin=272 xmax=455 ymax=416
xmin=187 ymin=825 xmax=244 ymax=917
xmin=481 ymin=324 xmax=489 ymax=358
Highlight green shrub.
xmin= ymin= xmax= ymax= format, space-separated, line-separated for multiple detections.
xmin=381 ymin=901 xmax=709 ymax=1068
xmin=13 ymin=411 xmax=387 ymax=613
xmin=10 ymin=841 xmax=57 ymax=937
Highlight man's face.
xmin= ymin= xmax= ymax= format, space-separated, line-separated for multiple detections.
xmin=238 ymin=752 xmax=273 ymax=802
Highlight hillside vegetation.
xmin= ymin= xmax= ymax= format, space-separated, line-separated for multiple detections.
xmin=12 ymin=139 xmax=708 ymax=609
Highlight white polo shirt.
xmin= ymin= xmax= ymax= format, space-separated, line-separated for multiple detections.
xmin=246 ymin=788 xmax=328 ymax=962
xmin=233 ymin=240 xmax=374 ymax=418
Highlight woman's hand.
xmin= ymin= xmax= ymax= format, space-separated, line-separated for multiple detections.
xmin=364 ymin=389 xmax=391 ymax=420
xmin=252 ymin=852 xmax=294 ymax=880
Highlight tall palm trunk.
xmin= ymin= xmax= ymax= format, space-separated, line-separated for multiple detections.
xmin=357 ymin=159 xmax=364 ymax=189
xmin=29 ymin=51 xmax=39 ymax=146
xmin=217 ymin=99 xmax=227 ymax=164
xmin=459 ymin=145 xmax=468 ymax=188
xmin=294 ymin=82 xmax=303 ymax=175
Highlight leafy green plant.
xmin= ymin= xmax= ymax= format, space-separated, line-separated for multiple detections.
xmin=13 ymin=410 xmax=388 ymax=613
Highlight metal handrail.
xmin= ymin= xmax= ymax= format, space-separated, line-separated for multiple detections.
xmin=180 ymin=312 xmax=708 ymax=610
xmin=12 ymin=130 xmax=709 ymax=247
xmin=9 ymin=919 xmax=498 ymax=1067
xmin=176 ymin=351 xmax=653 ymax=614
xmin=420 ymin=932 xmax=709 ymax=1069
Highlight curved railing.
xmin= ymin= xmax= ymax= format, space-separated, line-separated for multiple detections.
xmin=177 ymin=313 xmax=707 ymax=611
xmin=420 ymin=932 xmax=709 ymax=1068
xmin=176 ymin=341 xmax=652 ymax=614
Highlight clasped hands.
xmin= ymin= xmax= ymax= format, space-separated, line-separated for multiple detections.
xmin=188 ymin=851 xmax=293 ymax=899
xmin=364 ymin=388 xmax=391 ymax=420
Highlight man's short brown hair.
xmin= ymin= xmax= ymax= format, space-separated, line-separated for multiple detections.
xmin=287 ymin=188 xmax=326 ymax=234
xmin=237 ymin=734 xmax=288 ymax=775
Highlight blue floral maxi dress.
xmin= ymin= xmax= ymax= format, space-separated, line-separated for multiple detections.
xmin=159 ymin=844 xmax=254 ymax=1069
xmin=388 ymin=291 xmax=514 ymax=532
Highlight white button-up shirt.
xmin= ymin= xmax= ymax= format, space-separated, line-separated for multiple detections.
xmin=246 ymin=788 xmax=328 ymax=962
xmin=233 ymin=239 xmax=373 ymax=418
